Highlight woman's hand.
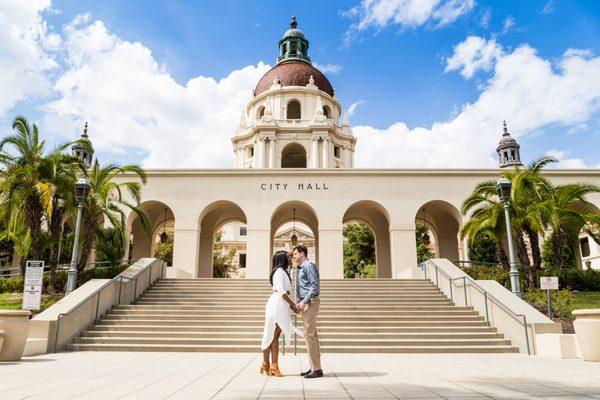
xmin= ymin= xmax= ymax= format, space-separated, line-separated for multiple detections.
xmin=290 ymin=303 xmax=297 ymax=312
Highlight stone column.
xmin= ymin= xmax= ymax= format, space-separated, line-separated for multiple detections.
xmin=245 ymin=226 xmax=271 ymax=278
xmin=322 ymin=138 xmax=329 ymax=168
xmin=376 ymin=236 xmax=392 ymax=278
xmin=389 ymin=226 xmax=418 ymax=278
xmin=344 ymin=146 xmax=351 ymax=168
xmin=317 ymin=225 xmax=344 ymax=278
xmin=312 ymin=138 xmax=319 ymax=168
xmin=172 ymin=223 xmax=200 ymax=278
xmin=197 ymin=231 xmax=214 ymax=278
xmin=255 ymin=137 xmax=264 ymax=168
xmin=269 ymin=138 xmax=276 ymax=168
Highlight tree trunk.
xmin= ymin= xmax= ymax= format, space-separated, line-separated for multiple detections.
xmin=47 ymin=200 xmax=65 ymax=293
xmin=23 ymin=194 xmax=44 ymax=275
xmin=552 ymin=228 xmax=566 ymax=274
xmin=524 ymin=225 xmax=542 ymax=284
xmin=77 ymin=215 xmax=97 ymax=275
xmin=495 ymin=240 xmax=510 ymax=270
xmin=514 ymin=229 xmax=534 ymax=289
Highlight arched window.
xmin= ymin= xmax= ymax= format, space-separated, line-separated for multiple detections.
xmin=323 ymin=105 xmax=331 ymax=118
xmin=257 ymin=106 xmax=265 ymax=119
xmin=287 ymin=100 xmax=301 ymax=119
xmin=281 ymin=143 xmax=307 ymax=168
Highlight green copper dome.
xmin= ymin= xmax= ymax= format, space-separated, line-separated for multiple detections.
xmin=277 ymin=16 xmax=310 ymax=64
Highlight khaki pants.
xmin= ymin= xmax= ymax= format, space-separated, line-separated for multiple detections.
xmin=301 ymin=297 xmax=321 ymax=371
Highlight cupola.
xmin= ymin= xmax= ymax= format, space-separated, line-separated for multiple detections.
xmin=496 ymin=121 xmax=522 ymax=168
xmin=277 ymin=16 xmax=310 ymax=64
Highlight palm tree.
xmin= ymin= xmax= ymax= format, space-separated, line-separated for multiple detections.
xmin=77 ymin=160 xmax=149 ymax=273
xmin=533 ymin=181 xmax=600 ymax=273
xmin=0 ymin=117 xmax=73 ymax=261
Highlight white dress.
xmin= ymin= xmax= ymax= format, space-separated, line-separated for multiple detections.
xmin=261 ymin=268 xmax=304 ymax=350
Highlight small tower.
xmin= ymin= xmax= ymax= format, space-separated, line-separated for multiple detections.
xmin=277 ymin=16 xmax=310 ymax=64
xmin=496 ymin=121 xmax=522 ymax=168
xmin=71 ymin=122 xmax=94 ymax=166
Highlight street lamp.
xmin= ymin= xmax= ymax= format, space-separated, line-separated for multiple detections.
xmin=291 ymin=208 xmax=298 ymax=247
xmin=66 ymin=178 xmax=91 ymax=294
xmin=495 ymin=177 xmax=522 ymax=298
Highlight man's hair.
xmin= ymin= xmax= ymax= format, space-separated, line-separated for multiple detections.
xmin=293 ymin=244 xmax=308 ymax=257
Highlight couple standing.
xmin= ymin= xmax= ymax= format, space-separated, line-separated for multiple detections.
xmin=260 ymin=244 xmax=323 ymax=379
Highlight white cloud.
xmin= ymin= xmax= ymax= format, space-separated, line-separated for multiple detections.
xmin=43 ymin=16 xmax=270 ymax=168
xmin=445 ymin=36 xmax=503 ymax=79
xmin=541 ymin=0 xmax=555 ymax=14
xmin=343 ymin=0 xmax=474 ymax=45
xmin=546 ymin=149 xmax=600 ymax=169
xmin=347 ymin=99 xmax=366 ymax=116
xmin=501 ymin=16 xmax=515 ymax=35
xmin=313 ymin=63 xmax=342 ymax=74
xmin=353 ymin=40 xmax=600 ymax=168
xmin=479 ymin=8 xmax=491 ymax=29
xmin=0 ymin=0 xmax=58 ymax=117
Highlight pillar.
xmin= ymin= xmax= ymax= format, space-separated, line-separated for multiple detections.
xmin=269 ymin=138 xmax=276 ymax=168
xmin=344 ymin=146 xmax=351 ymax=168
xmin=255 ymin=137 xmax=264 ymax=168
xmin=390 ymin=227 xmax=418 ymax=278
xmin=198 ymin=231 xmax=214 ymax=278
xmin=312 ymin=138 xmax=319 ymax=168
xmin=322 ymin=138 xmax=329 ymax=168
xmin=376 ymin=236 xmax=392 ymax=278
xmin=318 ymin=225 xmax=344 ymax=279
xmin=172 ymin=223 xmax=200 ymax=278
xmin=245 ymin=226 xmax=271 ymax=279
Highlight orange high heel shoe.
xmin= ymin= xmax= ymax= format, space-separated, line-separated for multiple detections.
xmin=260 ymin=361 xmax=270 ymax=375
xmin=270 ymin=362 xmax=283 ymax=377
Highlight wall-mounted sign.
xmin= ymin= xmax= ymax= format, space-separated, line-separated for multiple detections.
xmin=540 ymin=276 xmax=559 ymax=290
xmin=260 ymin=182 xmax=329 ymax=191
xmin=23 ymin=260 xmax=44 ymax=311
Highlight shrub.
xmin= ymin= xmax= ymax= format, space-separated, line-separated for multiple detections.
xmin=524 ymin=289 xmax=573 ymax=315
xmin=154 ymin=242 xmax=173 ymax=266
xmin=459 ymin=264 xmax=510 ymax=288
xmin=362 ymin=264 xmax=377 ymax=279
xmin=0 ymin=276 xmax=23 ymax=293
xmin=78 ymin=265 xmax=128 ymax=285
xmin=535 ymin=268 xmax=600 ymax=292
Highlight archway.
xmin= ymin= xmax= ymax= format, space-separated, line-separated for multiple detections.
xmin=197 ymin=201 xmax=247 ymax=278
xmin=127 ymin=201 xmax=175 ymax=264
xmin=281 ymin=143 xmax=307 ymax=168
xmin=415 ymin=200 xmax=463 ymax=261
xmin=270 ymin=201 xmax=319 ymax=270
xmin=343 ymin=201 xmax=391 ymax=278
xmin=286 ymin=100 xmax=301 ymax=119
xmin=566 ymin=201 xmax=600 ymax=270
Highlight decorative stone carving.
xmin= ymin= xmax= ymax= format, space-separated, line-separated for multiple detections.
xmin=263 ymin=100 xmax=273 ymax=122
xmin=239 ymin=111 xmax=246 ymax=128
xmin=269 ymin=77 xmax=281 ymax=90
xmin=306 ymin=75 xmax=318 ymax=90
xmin=315 ymin=96 xmax=326 ymax=122
xmin=341 ymin=110 xmax=349 ymax=127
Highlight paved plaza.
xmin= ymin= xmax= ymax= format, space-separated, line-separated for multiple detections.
xmin=1 ymin=352 xmax=599 ymax=399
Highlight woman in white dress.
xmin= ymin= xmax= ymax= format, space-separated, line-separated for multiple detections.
xmin=260 ymin=251 xmax=304 ymax=377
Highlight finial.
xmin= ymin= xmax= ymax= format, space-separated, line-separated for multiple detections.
xmin=503 ymin=120 xmax=509 ymax=136
xmin=290 ymin=16 xmax=297 ymax=29
xmin=82 ymin=121 xmax=89 ymax=138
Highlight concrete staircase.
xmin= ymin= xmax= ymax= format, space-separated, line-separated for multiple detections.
xmin=67 ymin=279 xmax=518 ymax=353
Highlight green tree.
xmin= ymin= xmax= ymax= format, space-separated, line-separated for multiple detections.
xmin=154 ymin=242 xmax=173 ymax=266
xmin=467 ymin=232 xmax=499 ymax=264
xmin=343 ymin=222 xmax=375 ymax=278
xmin=95 ymin=227 xmax=125 ymax=267
xmin=77 ymin=160 xmax=149 ymax=273
xmin=415 ymin=221 xmax=434 ymax=264
xmin=212 ymin=230 xmax=237 ymax=278
xmin=542 ymin=231 xmax=577 ymax=270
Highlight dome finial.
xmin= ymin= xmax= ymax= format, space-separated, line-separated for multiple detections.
xmin=503 ymin=120 xmax=509 ymax=136
xmin=290 ymin=16 xmax=297 ymax=29
xmin=82 ymin=121 xmax=89 ymax=138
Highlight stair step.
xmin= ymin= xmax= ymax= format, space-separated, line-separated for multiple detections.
xmin=89 ymin=325 xmax=497 ymax=333
xmin=67 ymin=343 xmax=519 ymax=353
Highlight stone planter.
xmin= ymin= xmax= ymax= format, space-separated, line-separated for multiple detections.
xmin=0 ymin=310 xmax=31 ymax=361
xmin=573 ymin=309 xmax=600 ymax=362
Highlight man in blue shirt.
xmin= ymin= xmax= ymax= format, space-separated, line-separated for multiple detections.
xmin=293 ymin=244 xmax=322 ymax=379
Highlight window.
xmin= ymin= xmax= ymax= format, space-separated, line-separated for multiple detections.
xmin=287 ymin=100 xmax=301 ymax=119
xmin=580 ymin=237 xmax=591 ymax=257
xmin=239 ymin=253 xmax=247 ymax=268
xmin=323 ymin=105 xmax=331 ymax=118
xmin=248 ymin=145 xmax=254 ymax=158
xmin=257 ymin=106 xmax=265 ymax=119
xmin=290 ymin=42 xmax=297 ymax=55
xmin=239 ymin=227 xmax=247 ymax=236
xmin=334 ymin=146 xmax=341 ymax=158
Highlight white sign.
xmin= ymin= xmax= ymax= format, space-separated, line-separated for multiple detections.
xmin=22 ymin=260 xmax=44 ymax=311
xmin=540 ymin=276 xmax=559 ymax=290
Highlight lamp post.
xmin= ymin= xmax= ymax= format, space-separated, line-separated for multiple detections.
xmin=495 ymin=177 xmax=522 ymax=298
xmin=66 ymin=178 xmax=91 ymax=295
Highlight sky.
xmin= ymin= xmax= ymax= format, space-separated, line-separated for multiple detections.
xmin=1 ymin=0 xmax=599 ymax=169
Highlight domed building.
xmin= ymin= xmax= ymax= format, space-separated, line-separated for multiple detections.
xmin=232 ymin=17 xmax=355 ymax=169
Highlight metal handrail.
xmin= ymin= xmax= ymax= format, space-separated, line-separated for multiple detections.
xmin=424 ymin=258 xmax=531 ymax=355
xmin=53 ymin=260 xmax=164 ymax=352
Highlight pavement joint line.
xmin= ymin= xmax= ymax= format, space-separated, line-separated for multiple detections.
xmin=161 ymin=355 xmax=243 ymax=399
xmin=65 ymin=352 xmax=192 ymax=400
xmin=323 ymin=356 xmax=354 ymax=400
xmin=207 ymin=354 xmax=258 ymax=400
xmin=347 ymin=355 xmax=401 ymax=400
xmin=114 ymin=353 xmax=218 ymax=400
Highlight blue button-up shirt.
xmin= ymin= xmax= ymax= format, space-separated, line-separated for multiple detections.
xmin=297 ymin=259 xmax=320 ymax=303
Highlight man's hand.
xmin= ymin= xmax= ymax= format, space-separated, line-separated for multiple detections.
xmin=297 ymin=301 xmax=308 ymax=312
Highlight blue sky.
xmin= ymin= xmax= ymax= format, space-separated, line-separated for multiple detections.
xmin=1 ymin=0 xmax=599 ymax=168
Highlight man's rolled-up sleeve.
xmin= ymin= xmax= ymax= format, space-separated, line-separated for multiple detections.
xmin=303 ymin=264 xmax=320 ymax=303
